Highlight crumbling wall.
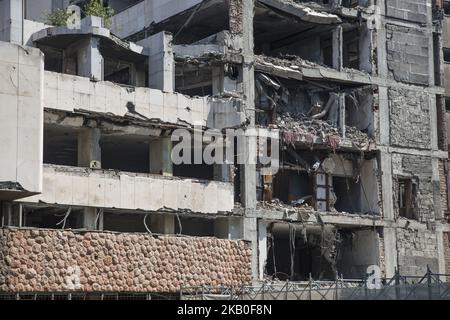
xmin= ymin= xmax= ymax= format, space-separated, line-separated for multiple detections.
xmin=378 ymin=235 xmax=386 ymax=278
xmin=439 ymin=160 xmax=448 ymax=218
xmin=385 ymin=0 xmax=428 ymax=24
xmin=229 ymin=0 xmax=243 ymax=35
xmin=444 ymin=232 xmax=450 ymax=275
xmin=392 ymin=154 xmax=435 ymax=222
xmin=386 ymin=25 xmax=429 ymax=85
xmin=389 ymin=88 xmax=431 ymax=149
xmin=0 ymin=228 xmax=252 ymax=293
xmin=396 ymin=228 xmax=439 ymax=276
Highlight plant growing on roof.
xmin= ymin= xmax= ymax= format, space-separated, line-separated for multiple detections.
xmin=46 ymin=8 xmax=72 ymax=26
xmin=83 ymin=0 xmax=115 ymax=27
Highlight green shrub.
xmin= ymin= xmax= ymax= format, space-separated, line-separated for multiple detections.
xmin=46 ymin=8 xmax=71 ymax=26
xmin=84 ymin=0 xmax=115 ymax=27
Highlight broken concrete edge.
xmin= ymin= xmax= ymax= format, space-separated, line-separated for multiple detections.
xmin=31 ymin=16 xmax=146 ymax=56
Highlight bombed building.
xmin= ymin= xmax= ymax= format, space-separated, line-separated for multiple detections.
xmin=0 ymin=0 xmax=449 ymax=299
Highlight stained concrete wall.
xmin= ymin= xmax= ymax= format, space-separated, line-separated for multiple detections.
xmin=0 ymin=228 xmax=252 ymax=292
xmin=0 ymin=41 xmax=43 ymax=197
xmin=22 ymin=165 xmax=235 ymax=214
xmin=388 ymin=88 xmax=431 ymax=149
xmin=44 ymin=71 xmax=245 ymax=129
xmin=386 ymin=25 xmax=429 ymax=85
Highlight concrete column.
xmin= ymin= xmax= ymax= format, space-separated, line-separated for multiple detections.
xmin=150 ymin=214 xmax=175 ymax=234
xmin=258 ymin=219 xmax=268 ymax=280
xmin=338 ymin=93 xmax=346 ymax=139
xmin=332 ymin=25 xmax=343 ymax=71
xmin=2 ymin=0 xmax=23 ymax=44
xmin=379 ymin=151 xmax=394 ymax=220
xmin=78 ymin=128 xmax=101 ymax=168
xmin=383 ymin=227 xmax=398 ymax=278
xmin=138 ymin=31 xmax=174 ymax=92
xmin=149 ymin=137 xmax=173 ymax=176
xmin=243 ymin=216 xmax=258 ymax=280
xmin=82 ymin=207 xmax=99 ymax=230
xmin=77 ymin=37 xmax=104 ymax=81
xmin=214 ymin=216 xmax=242 ymax=239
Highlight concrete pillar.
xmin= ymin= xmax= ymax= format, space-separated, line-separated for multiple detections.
xmin=82 ymin=207 xmax=99 ymax=230
xmin=214 ymin=216 xmax=242 ymax=239
xmin=1 ymin=0 xmax=23 ymax=44
xmin=243 ymin=216 xmax=259 ymax=280
xmin=338 ymin=93 xmax=346 ymax=139
xmin=78 ymin=128 xmax=102 ymax=168
xmin=149 ymin=137 xmax=173 ymax=176
xmin=138 ymin=31 xmax=174 ymax=92
xmin=258 ymin=219 xmax=268 ymax=280
xmin=332 ymin=25 xmax=343 ymax=71
xmin=383 ymin=227 xmax=398 ymax=278
xmin=150 ymin=214 xmax=175 ymax=234
xmin=77 ymin=37 xmax=103 ymax=81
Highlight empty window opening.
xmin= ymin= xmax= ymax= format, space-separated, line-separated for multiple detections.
xmin=101 ymin=135 xmax=150 ymax=174
xmin=345 ymin=86 xmax=375 ymax=137
xmin=173 ymin=146 xmax=215 ymax=180
xmin=176 ymin=64 xmax=213 ymax=97
xmin=266 ymin=223 xmax=338 ymax=281
xmin=44 ymin=126 xmax=78 ymax=166
xmin=444 ymin=48 xmax=450 ymax=62
xmin=332 ymin=177 xmax=362 ymax=214
xmin=103 ymin=212 xmax=148 ymax=233
xmin=272 ymin=170 xmax=314 ymax=207
xmin=37 ymin=45 xmax=63 ymax=73
xmin=23 ymin=206 xmax=83 ymax=229
xmin=398 ymin=178 xmax=417 ymax=220
xmin=343 ymin=29 xmax=360 ymax=70
xmin=445 ymin=1 xmax=450 ymax=15
xmin=434 ymin=33 xmax=442 ymax=86
xmin=175 ymin=216 xmax=215 ymax=237
xmin=104 ymin=58 xmax=134 ymax=86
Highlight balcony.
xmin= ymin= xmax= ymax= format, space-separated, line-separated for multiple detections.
xmin=0 ymin=227 xmax=251 ymax=293
xmin=22 ymin=165 xmax=235 ymax=215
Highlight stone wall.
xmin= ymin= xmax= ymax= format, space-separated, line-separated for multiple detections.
xmin=396 ymin=228 xmax=439 ymax=276
xmin=385 ymin=0 xmax=428 ymax=24
xmin=0 ymin=228 xmax=252 ymax=293
xmin=439 ymin=160 xmax=448 ymax=218
xmin=386 ymin=25 xmax=429 ymax=85
xmin=391 ymin=154 xmax=435 ymax=222
xmin=444 ymin=232 xmax=450 ymax=275
xmin=389 ymin=88 xmax=431 ymax=149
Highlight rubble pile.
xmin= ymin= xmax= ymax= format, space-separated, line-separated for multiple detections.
xmin=259 ymin=198 xmax=314 ymax=212
xmin=0 ymin=228 xmax=252 ymax=293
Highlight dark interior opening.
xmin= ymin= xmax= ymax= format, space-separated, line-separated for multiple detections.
xmin=332 ymin=176 xmax=361 ymax=214
xmin=24 ymin=206 xmax=83 ymax=229
xmin=44 ymin=126 xmax=78 ymax=166
xmin=175 ymin=216 xmax=215 ymax=237
xmin=101 ymin=135 xmax=150 ymax=174
xmin=103 ymin=212 xmax=148 ymax=232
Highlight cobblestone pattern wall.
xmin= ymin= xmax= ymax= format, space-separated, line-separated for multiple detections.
xmin=388 ymin=88 xmax=431 ymax=149
xmin=396 ymin=228 xmax=439 ymax=276
xmin=0 ymin=228 xmax=252 ymax=293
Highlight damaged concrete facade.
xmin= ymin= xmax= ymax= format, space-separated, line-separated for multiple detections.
xmin=0 ymin=0 xmax=449 ymax=297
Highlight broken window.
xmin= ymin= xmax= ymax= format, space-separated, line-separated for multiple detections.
xmin=43 ymin=126 xmax=78 ymax=167
xmin=38 ymin=45 xmax=63 ymax=73
xmin=103 ymin=212 xmax=148 ymax=233
xmin=398 ymin=178 xmax=417 ymax=220
xmin=101 ymin=135 xmax=150 ymax=174
xmin=343 ymin=28 xmax=360 ymax=70
xmin=175 ymin=216 xmax=215 ymax=237
xmin=266 ymin=223 xmax=338 ymax=281
xmin=23 ymin=206 xmax=83 ymax=229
